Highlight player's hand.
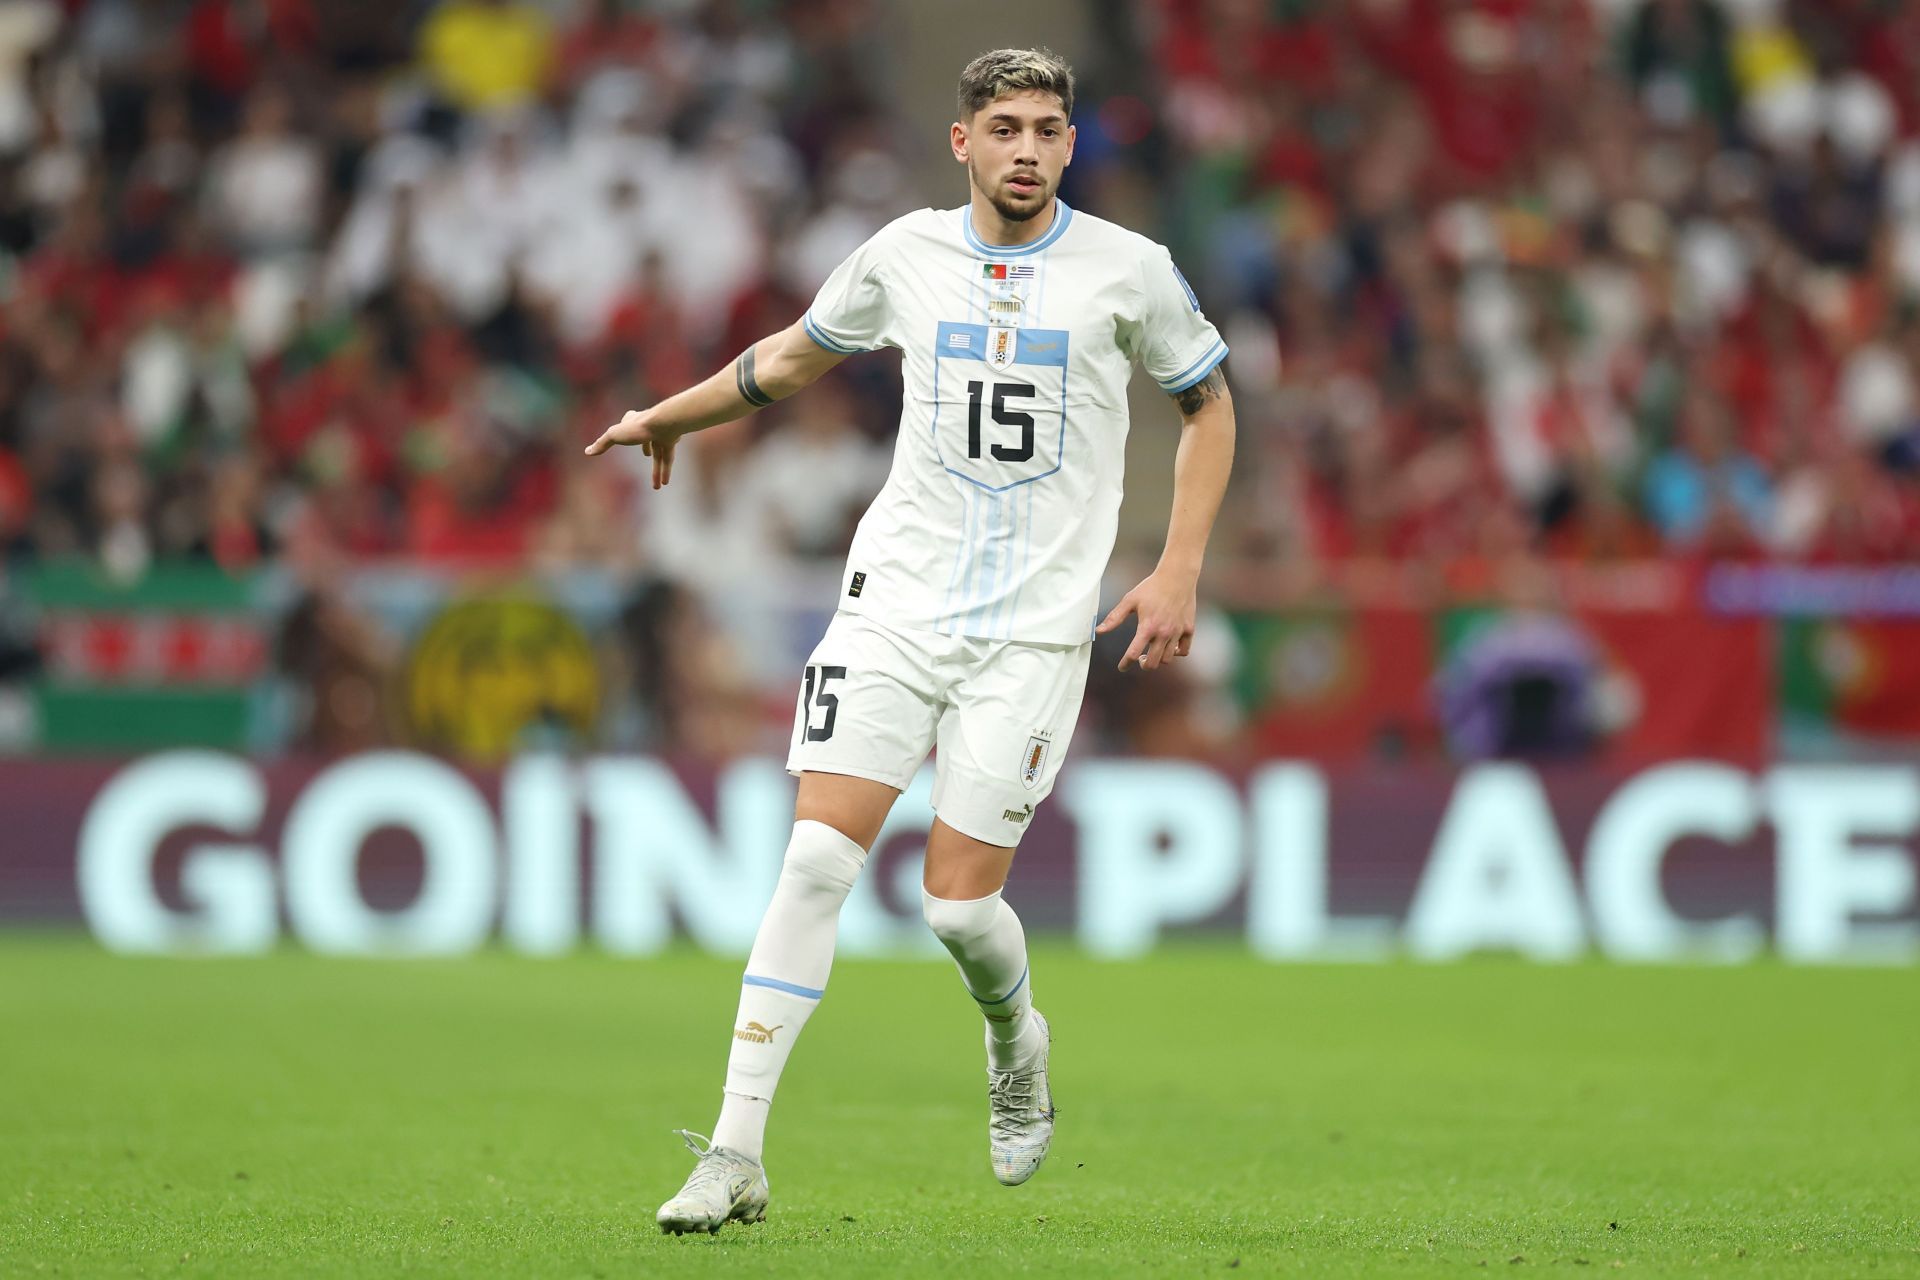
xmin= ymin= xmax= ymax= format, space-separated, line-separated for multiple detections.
xmin=1096 ymin=569 xmax=1197 ymax=671
xmin=584 ymin=409 xmax=683 ymax=489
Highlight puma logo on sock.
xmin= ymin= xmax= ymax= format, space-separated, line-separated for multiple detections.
xmin=733 ymin=1021 xmax=784 ymax=1044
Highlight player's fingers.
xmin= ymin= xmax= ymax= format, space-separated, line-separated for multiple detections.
xmin=1175 ymin=631 xmax=1193 ymax=657
xmin=1095 ymin=594 xmax=1137 ymax=634
xmin=1141 ymin=631 xmax=1174 ymax=670
xmin=658 ymin=441 xmax=675 ymax=487
xmin=587 ymin=411 xmax=646 ymax=456
xmin=1118 ymin=626 xmax=1150 ymax=671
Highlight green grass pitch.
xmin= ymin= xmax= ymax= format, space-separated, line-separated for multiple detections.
xmin=3 ymin=936 xmax=1916 ymax=1277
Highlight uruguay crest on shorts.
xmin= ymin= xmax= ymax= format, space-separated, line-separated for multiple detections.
xmin=1020 ymin=734 xmax=1049 ymax=788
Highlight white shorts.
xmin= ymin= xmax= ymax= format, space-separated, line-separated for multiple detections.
xmin=786 ymin=611 xmax=1090 ymax=847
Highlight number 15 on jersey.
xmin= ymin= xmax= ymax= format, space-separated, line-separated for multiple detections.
xmin=933 ymin=321 xmax=1069 ymax=491
xmin=967 ymin=380 xmax=1035 ymax=462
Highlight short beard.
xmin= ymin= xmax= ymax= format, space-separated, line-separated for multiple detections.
xmin=969 ymin=159 xmax=1045 ymax=223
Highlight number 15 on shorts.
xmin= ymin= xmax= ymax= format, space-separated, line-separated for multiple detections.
xmin=800 ymin=665 xmax=845 ymax=742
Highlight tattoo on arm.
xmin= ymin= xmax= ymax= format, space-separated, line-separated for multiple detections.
xmin=1173 ymin=366 xmax=1227 ymax=416
xmin=735 ymin=346 xmax=775 ymax=408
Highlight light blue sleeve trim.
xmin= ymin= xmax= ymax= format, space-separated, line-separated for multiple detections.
xmin=1160 ymin=340 xmax=1229 ymax=393
xmin=744 ymin=973 xmax=825 ymax=1000
xmin=803 ymin=311 xmax=862 ymax=355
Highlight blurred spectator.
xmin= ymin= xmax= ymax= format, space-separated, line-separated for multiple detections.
xmin=735 ymin=378 xmax=889 ymax=563
xmin=618 ymin=577 xmax=772 ymax=760
xmin=1641 ymin=384 xmax=1772 ymax=549
xmin=419 ymin=0 xmax=554 ymax=117
xmin=1623 ymin=0 xmax=1738 ymax=130
xmin=0 ymin=2 xmax=60 ymax=155
xmin=278 ymin=586 xmax=395 ymax=752
xmin=185 ymin=0 xmax=318 ymax=132
xmin=204 ymin=85 xmax=323 ymax=258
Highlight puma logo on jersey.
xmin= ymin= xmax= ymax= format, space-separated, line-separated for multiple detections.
xmin=733 ymin=1021 xmax=783 ymax=1044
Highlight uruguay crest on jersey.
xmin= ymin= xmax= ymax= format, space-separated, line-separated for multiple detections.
xmin=987 ymin=325 xmax=1016 ymax=370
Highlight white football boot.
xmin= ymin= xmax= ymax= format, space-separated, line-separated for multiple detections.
xmin=656 ymin=1130 xmax=770 ymax=1235
xmin=987 ymin=1010 xmax=1054 ymax=1186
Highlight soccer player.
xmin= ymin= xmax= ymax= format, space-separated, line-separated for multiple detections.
xmin=585 ymin=46 xmax=1235 ymax=1234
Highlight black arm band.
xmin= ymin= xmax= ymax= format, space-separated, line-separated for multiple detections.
xmin=735 ymin=347 xmax=775 ymax=408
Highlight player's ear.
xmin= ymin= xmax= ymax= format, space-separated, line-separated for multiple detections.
xmin=1064 ymin=123 xmax=1075 ymax=166
xmin=951 ymin=120 xmax=969 ymax=164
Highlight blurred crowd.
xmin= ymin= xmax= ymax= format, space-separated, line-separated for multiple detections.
xmin=0 ymin=0 xmax=904 ymax=589
xmin=6 ymin=0 xmax=1920 ymax=760
xmin=8 ymin=0 xmax=1920 ymax=591
xmin=1135 ymin=0 xmax=1920 ymax=566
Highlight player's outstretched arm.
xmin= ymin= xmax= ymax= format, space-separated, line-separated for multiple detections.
xmin=583 ymin=320 xmax=848 ymax=488
xmin=1095 ymin=366 xmax=1235 ymax=671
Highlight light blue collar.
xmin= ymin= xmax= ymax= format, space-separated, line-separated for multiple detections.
xmin=961 ymin=198 xmax=1073 ymax=257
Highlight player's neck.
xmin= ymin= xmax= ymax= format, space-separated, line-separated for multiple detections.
xmin=966 ymin=192 xmax=1059 ymax=250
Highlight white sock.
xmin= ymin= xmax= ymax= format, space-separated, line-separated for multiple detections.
xmin=922 ymin=888 xmax=1044 ymax=1071
xmin=710 ymin=819 xmax=865 ymax=1163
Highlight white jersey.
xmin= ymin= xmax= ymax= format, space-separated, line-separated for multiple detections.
xmin=801 ymin=199 xmax=1227 ymax=646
